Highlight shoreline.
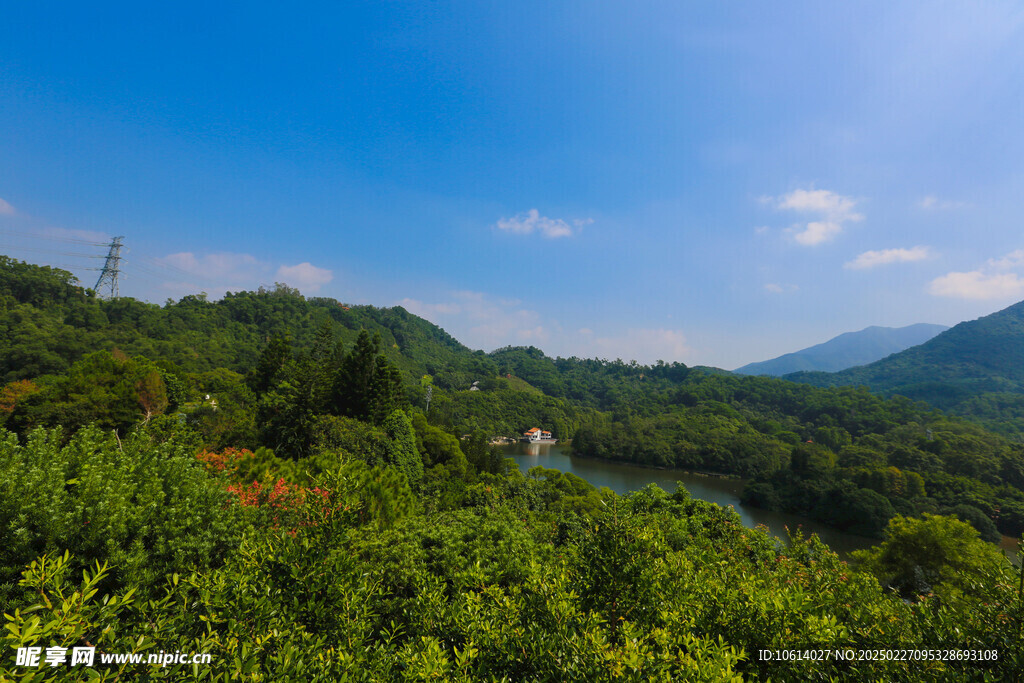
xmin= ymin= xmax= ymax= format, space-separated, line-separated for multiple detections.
xmin=507 ymin=443 xmax=744 ymax=481
xmin=508 ymin=445 xmax=1019 ymax=563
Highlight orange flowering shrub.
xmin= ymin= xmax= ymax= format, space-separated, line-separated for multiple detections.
xmin=0 ymin=380 xmax=38 ymax=414
xmin=196 ymin=447 xmax=252 ymax=475
xmin=227 ymin=477 xmax=305 ymax=509
xmin=226 ymin=477 xmax=337 ymax=532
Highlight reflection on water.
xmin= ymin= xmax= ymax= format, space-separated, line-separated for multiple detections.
xmin=503 ymin=443 xmax=1021 ymax=563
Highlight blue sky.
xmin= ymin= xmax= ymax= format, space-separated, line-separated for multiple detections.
xmin=2 ymin=1 xmax=1023 ymax=368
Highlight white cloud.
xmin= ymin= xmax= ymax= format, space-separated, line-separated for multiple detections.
xmin=791 ymin=221 xmax=843 ymax=246
xmin=0 ymin=198 xmax=15 ymax=215
xmin=919 ymin=195 xmax=968 ymax=210
xmin=773 ymin=188 xmax=862 ymax=246
xmin=152 ymin=252 xmax=333 ymax=297
xmin=929 ymin=271 xmax=1024 ymax=300
xmin=845 ymin=246 xmax=932 ymax=270
xmin=587 ymin=328 xmax=691 ymax=362
xmin=777 ymin=189 xmax=862 ymax=221
xmin=763 ymin=283 xmax=798 ymax=293
xmin=151 ymin=251 xmax=270 ymax=299
xmin=399 ymin=290 xmax=546 ymax=348
xmin=517 ymin=326 xmax=549 ymax=343
xmin=398 ymin=293 xmax=691 ymax=363
xmin=397 ymin=298 xmax=462 ymax=316
xmin=495 ymin=209 xmax=590 ymax=239
xmin=207 ymin=252 xmax=261 ymax=272
xmin=987 ymin=250 xmax=1024 ymax=270
xmin=275 ymin=262 xmax=333 ymax=292
xmin=427 ymin=302 xmax=462 ymax=315
xmin=159 ymin=251 xmax=266 ymax=283
xmin=929 ymin=249 xmax=1024 ymax=300
xmin=162 ymin=252 xmax=201 ymax=271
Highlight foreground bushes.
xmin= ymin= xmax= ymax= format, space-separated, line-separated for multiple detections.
xmin=0 ymin=425 xmax=245 ymax=603
xmin=5 ymin=501 xmax=1023 ymax=679
xmin=2 ymin=426 xmax=1023 ymax=680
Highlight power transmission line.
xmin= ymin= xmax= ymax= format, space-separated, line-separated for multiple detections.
xmin=0 ymin=227 xmax=109 ymax=247
xmin=0 ymin=244 xmax=106 ymax=259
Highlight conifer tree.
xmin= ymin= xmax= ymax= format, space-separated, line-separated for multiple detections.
xmin=247 ymin=336 xmax=292 ymax=395
xmin=369 ymin=355 xmax=405 ymax=424
xmin=382 ymin=409 xmax=423 ymax=487
xmin=331 ymin=330 xmax=380 ymax=419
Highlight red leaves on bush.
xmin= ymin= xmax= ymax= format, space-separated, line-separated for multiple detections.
xmin=0 ymin=379 xmax=38 ymax=414
xmin=226 ymin=478 xmax=305 ymax=510
xmin=196 ymin=447 xmax=252 ymax=475
xmin=225 ymin=478 xmax=339 ymax=532
xmin=198 ymin=448 xmax=343 ymax=532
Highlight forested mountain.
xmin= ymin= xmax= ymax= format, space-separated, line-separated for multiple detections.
xmin=734 ymin=323 xmax=947 ymax=376
xmin=787 ymin=300 xmax=1024 ymax=439
xmin=0 ymin=256 xmax=587 ymax=441
xmin=3 ymin=255 xmax=1024 ymax=541
xmin=0 ymin=256 xmax=478 ymax=387
xmin=2 ymin=255 xmax=1023 ymax=679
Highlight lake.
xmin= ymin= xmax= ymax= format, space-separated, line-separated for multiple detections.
xmin=502 ymin=442 xmax=1021 ymax=564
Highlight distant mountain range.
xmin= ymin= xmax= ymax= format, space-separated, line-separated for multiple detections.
xmin=733 ymin=323 xmax=948 ymax=376
xmin=785 ymin=300 xmax=1024 ymax=438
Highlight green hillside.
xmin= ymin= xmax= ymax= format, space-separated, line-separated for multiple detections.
xmin=787 ymin=300 xmax=1024 ymax=438
xmin=3 ymin=255 xmax=1024 ymax=540
xmin=0 ymin=255 xmax=477 ymax=387
xmin=0 ymin=256 xmax=587 ymax=442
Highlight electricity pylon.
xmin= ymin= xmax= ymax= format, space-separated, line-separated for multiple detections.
xmin=93 ymin=236 xmax=124 ymax=299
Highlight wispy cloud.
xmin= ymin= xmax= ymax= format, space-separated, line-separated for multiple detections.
xmin=399 ymin=290 xmax=547 ymax=348
xmin=276 ymin=262 xmax=333 ymax=292
xmin=763 ymin=283 xmax=798 ymax=293
xmin=919 ymin=195 xmax=969 ymax=210
xmin=777 ymin=189 xmax=861 ymax=218
xmin=0 ymin=201 xmax=108 ymax=242
xmin=495 ymin=209 xmax=591 ymax=239
xmin=771 ymin=188 xmax=863 ymax=246
xmin=403 ymin=301 xmax=461 ymax=316
xmin=398 ymin=292 xmax=690 ymax=363
xmin=929 ymin=271 xmax=1024 ymax=300
xmin=929 ymin=249 xmax=1024 ymax=300
xmin=986 ymin=250 xmax=1024 ymax=270
xmin=159 ymin=251 xmax=266 ymax=282
xmin=151 ymin=252 xmax=334 ymax=297
xmin=790 ymin=221 xmax=843 ymax=246
xmin=152 ymin=251 xmax=269 ymax=298
xmin=585 ymin=328 xmax=691 ymax=362
xmin=845 ymin=246 xmax=932 ymax=270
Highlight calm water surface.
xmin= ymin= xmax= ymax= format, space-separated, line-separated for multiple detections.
xmin=503 ymin=442 xmax=1021 ymax=563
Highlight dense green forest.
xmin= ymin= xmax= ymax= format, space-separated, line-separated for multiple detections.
xmin=2 ymin=256 xmax=1024 ymax=680
xmin=487 ymin=347 xmax=1024 ymax=540
xmin=3 ymin=256 xmax=1024 ymax=539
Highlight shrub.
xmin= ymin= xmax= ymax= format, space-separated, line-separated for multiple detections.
xmin=0 ymin=425 xmax=244 ymax=601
